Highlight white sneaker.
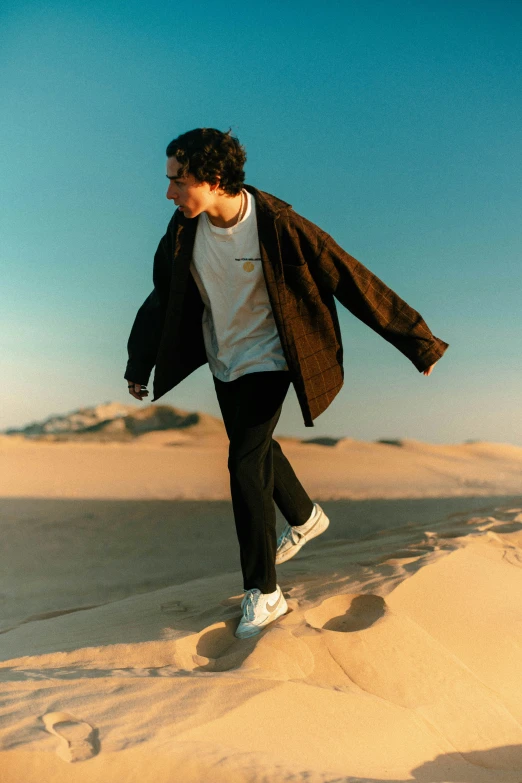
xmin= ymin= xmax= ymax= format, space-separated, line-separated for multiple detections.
xmin=275 ymin=503 xmax=330 ymax=565
xmin=235 ymin=585 xmax=288 ymax=639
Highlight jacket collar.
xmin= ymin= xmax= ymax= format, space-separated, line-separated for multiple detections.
xmin=243 ymin=184 xmax=292 ymax=217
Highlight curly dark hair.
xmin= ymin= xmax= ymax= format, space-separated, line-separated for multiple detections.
xmin=165 ymin=128 xmax=246 ymax=196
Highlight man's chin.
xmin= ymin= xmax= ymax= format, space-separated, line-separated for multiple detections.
xmin=178 ymin=207 xmax=197 ymax=218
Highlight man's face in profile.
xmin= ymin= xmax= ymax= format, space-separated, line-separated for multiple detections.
xmin=166 ymin=157 xmax=212 ymax=219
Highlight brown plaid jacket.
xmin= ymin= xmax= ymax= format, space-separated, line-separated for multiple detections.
xmin=125 ymin=185 xmax=449 ymax=427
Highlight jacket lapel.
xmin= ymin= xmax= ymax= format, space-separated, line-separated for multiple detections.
xmin=170 ymin=213 xmax=199 ymax=294
xmin=246 ymin=184 xmax=291 ymax=314
xmin=255 ymin=205 xmax=286 ymax=313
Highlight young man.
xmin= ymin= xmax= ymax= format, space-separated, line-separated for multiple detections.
xmin=125 ymin=128 xmax=448 ymax=640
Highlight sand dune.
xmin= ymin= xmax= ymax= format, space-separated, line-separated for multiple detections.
xmin=1 ymin=436 xmax=522 ymax=499
xmin=1 ymin=498 xmax=522 ymax=781
xmin=1 ymin=419 xmax=522 ymax=780
xmin=3 ymin=402 xmax=521 ymax=500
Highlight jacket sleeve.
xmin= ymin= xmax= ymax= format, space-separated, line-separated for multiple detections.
xmin=124 ymin=230 xmax=173 ymax=386
xmin=311 ymin=232 xmax=449 ymax=372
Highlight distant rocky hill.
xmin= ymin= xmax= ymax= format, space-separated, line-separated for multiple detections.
xmin=4 ymin=402 xmax=226 ymax=442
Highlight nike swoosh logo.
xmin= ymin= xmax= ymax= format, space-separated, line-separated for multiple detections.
xmin=266 ymin=593 xmax=282 ymax=612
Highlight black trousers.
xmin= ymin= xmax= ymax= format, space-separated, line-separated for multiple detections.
xmin=213 ymin=370 xmax=314 ymax=593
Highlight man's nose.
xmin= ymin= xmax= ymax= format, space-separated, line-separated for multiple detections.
xmin=166 ymin=184 xmax=177 ymax=200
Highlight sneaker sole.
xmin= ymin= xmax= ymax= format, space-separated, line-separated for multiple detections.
xmin=275 ymin=507 xmax=330 ymax=565
xmin=234 ymin=595 xmax=289 ymax=639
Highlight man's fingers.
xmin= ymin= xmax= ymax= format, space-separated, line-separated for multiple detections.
xmin=127 ymin=382 xmax=149 ymax=400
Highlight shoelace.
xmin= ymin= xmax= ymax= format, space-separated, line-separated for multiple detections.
xmin=278 ymin=524 xmax=303 ymax=548
xmin=243 ymin=588 xmax=262 ymax=621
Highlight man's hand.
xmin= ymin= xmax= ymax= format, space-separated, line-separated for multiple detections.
xmin=127 ymin=382 xmax=149 ymax=401
xmin=423 ymin=364 xmax=436 ymax=377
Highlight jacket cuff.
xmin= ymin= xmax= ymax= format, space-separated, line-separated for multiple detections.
xmin=412 ymin=337 xmax=449 ymax=372
xmin=124 ymin=362 xmax=152 ymax=387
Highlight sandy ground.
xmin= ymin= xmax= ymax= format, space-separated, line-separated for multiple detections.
xmin=2 ymin=435 xmax=522 ymax=499
xmin=1 ymin=437 xmax=522 ymax=781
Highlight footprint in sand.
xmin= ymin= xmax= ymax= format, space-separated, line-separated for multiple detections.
xmin=41 ymin=711 xmax=99 ymax=763
xmin=305 ymin=594 xmax=387 ymax=633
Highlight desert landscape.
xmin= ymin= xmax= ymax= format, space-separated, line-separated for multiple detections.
xmin=1 ymin=403 xmax=522 ymax=782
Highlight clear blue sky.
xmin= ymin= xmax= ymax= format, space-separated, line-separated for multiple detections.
xmin=2 ymin=0 xmax=521 ymax=443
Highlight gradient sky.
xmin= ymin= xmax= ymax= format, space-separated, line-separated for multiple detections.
xmin=2 ymin=0 xmax=521 ymax=443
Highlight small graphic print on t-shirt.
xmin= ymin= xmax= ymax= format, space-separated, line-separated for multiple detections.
xmin=236 ymin=256 xmax=261 ymax=273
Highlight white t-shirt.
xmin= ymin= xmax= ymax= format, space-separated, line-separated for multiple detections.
xmin=189 ymin=189 xmax=288 ymax=382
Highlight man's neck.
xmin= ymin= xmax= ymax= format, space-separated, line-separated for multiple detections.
xmin=205 ymin=191 xmax=244 ymax=228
